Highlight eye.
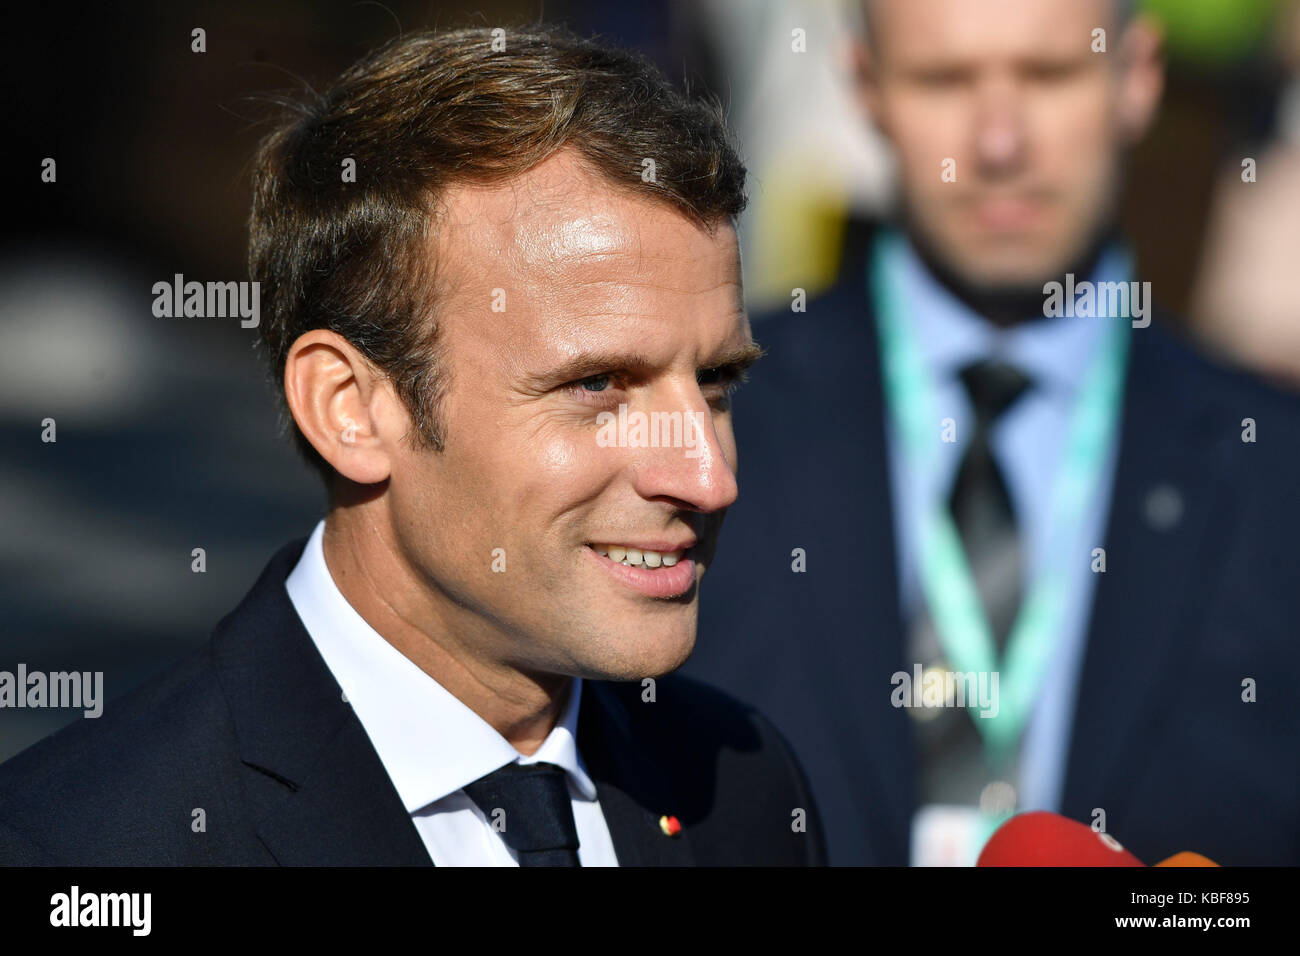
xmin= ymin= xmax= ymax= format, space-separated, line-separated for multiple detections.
xmin=697 ymin=366 xmax=747 ymax=411
xmin=910 ymin=67 xmax=971 ymax=89
xmin=1023 ymin=61 xmax=1082 ymax=84
xmin=562 ymin=372 xmax=624 ymax=406
xmin=697 ymin=365 xmax=746 ymax=392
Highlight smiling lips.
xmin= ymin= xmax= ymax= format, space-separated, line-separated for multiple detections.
xmin=590 ymin=544 xmax=685 ymax=568
xmin=587 ymin=542 xmax=697 ymax=598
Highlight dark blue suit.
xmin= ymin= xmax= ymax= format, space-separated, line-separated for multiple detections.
xmin=684 ymin=238 xmax=1300 ymax=865
xmin=0 ymin=539 xmax=825 ymax=866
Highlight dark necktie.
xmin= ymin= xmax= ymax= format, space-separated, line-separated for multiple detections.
xmin=462 ymin=762 xmax=581 ymax=866
xmin=949 ymin=359 xmax=1032 ymax=659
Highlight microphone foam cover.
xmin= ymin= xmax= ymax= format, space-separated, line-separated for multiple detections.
xmin=977 ymin=811 xmax=1145 ymax=867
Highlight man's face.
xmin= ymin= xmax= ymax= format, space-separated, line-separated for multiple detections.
xmin=863 ymin=0 xmax=1154 ymax=291
xmin=384 ymin=150 xmax=753 ymax=682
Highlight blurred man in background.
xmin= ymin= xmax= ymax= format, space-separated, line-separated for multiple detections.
xmin=686 ymin=0 xmax=1300 ymax=865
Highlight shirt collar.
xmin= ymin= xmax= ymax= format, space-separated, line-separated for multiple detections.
xmin=893 ymin=235 xmax=1129 ymax=397
xmin=284 ymin=519 xmax=597 ymax=813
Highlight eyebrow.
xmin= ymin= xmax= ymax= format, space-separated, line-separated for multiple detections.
xmin=704 ymin=341 xmax=766 ymax=375
xmin=522 ymin=340 xmax=765 ymax=392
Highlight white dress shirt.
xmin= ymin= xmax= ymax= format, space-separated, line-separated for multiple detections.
xmin=284 ymin=519 xmax=619 ymax=866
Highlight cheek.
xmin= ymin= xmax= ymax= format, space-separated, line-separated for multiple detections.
xmin=1034 ymin=90 xmax=1115 ymax=183
xmin=886 ymin=104 xmax=967 ymax=214
xmin=890 ymin=104 xmax=961 ymax=175
xmin=538 ymin=435 xmax=579 ymax=473
xmin=511 ymin=429 xmax=617 ymax=525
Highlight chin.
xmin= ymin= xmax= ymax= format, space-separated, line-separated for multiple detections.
xmin=948 ymin=249 xmax=1065 ymax=295
xmin=577 ymin=628 xmax=697 ymax=682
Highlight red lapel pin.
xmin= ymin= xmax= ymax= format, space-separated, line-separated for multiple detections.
xmin=659 ymin=814 xmax=682 ymax=837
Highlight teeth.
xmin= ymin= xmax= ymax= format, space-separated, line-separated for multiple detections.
xmin=592 ymin=544 xmax=685 ymax=568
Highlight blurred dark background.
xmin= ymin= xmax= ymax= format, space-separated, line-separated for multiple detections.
xmin=3 ymin=0 xmax=1298 ymax=761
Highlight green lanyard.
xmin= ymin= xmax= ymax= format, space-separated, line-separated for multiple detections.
xmin=872 ymin=231 xmax=1130 ymax=768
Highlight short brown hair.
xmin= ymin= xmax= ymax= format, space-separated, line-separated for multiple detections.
xmin=249 ymin=24 xmax=748 ymax=486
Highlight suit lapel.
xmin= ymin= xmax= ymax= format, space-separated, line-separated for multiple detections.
xmin=578 ymin=681 xmax=696 ymax=866
xmin=251 ymin=717 xmax=435 ymax=866
xmin=211 ymin=540 xmax=433 ymax=866
xmin=1062 ymin=322 xmax=1240 ymax=818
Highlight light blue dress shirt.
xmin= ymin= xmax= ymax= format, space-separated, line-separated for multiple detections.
xmin=883 ymin=237 xmax=1127 ymax=813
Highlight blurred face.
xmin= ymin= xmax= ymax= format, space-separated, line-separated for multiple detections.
xmin=862 ymin=0 xmax=1160 ymax=292
xmin=384 ymin=150 xmax=753 ymax=682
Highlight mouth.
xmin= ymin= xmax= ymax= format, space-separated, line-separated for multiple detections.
xmin=968 ymin=195 xmax=1047 ymax=232
xmin=585 ymin=541 xmax=697 ymax=599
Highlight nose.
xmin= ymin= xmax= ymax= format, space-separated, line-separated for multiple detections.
xmin=972 ymin=79 xmax=1026 ymax=175
xmin=627 ymin=399 xmax=739 ymax=515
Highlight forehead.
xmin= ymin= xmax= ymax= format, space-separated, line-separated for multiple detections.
xmin=871 ymin=0 xmax=1115 ymax=62
xmin=432 ymin=150 xmax=742 ymax=331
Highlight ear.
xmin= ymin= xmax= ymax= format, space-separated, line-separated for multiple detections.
xmin=849 ymin=33 xmax=886 ymax=135
xmin=1115 ymin=15 xmax=1165 ymax=146
xmin=284 ymin=330 xmax=400 ymax=485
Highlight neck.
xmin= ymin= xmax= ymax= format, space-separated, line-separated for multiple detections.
xmin=321 ymin=495 xmax=570 ymax=755
xmin=907 ymin=227 xmax=1119 ymax=328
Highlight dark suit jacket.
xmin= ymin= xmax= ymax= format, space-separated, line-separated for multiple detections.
xmin=0 ymin=538 xmax=825 ymax=866
xmin=683 ymin=232 xmax=1300 ymax=866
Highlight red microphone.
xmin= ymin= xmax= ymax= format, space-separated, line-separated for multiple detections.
xmin=976 ymin=811 xmax=1145 ymax=866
